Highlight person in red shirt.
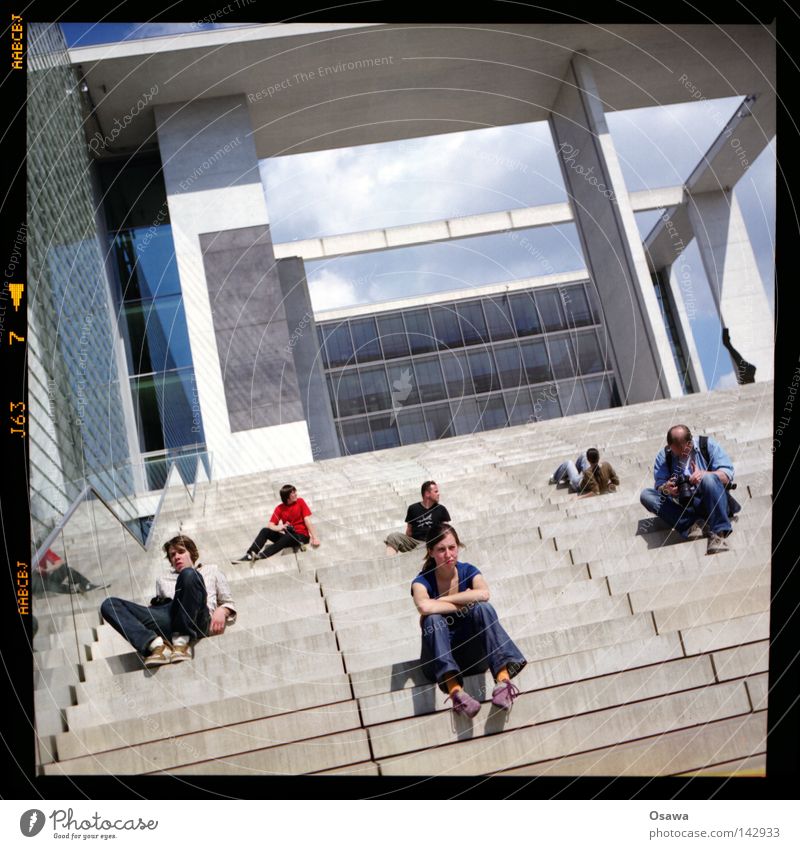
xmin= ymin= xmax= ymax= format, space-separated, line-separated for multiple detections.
xmin=239 ymin=484 xmax=320 ymax=561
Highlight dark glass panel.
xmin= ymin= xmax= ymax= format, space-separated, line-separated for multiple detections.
xmin=508 ymin=292 xmax=541 ymax=336
xmin=430 ymin=305 xmax=463 ymax=351
xmin=376 ymin=313 xmax=410 ymax=359
xmin=404 ymin=310 xmax=437 ymax=354
xmin=467 ymin=349 xmax=498 ymax=394
xmin=350 ymin=317 xmax=383 ymax=363
xmin=413 ymin=357 xmax=447 ymax=403
xmin=484 ymin=295 xmax=516 ymax=341
xmin=456 ymin=301 xmax=489 ymax=345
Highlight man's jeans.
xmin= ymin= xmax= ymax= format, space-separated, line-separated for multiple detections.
xmin=552 ymin=454 xmax=588 ymax=492
xmin=419 ymin=602 xmax=527 ymax=692
xmin=640 ymin=474 xmax=738 ymax=538
xmin=100 ymin=567 xmax=210 ymax=655
xmin=249 ymin=527 xmax=310 ymax=558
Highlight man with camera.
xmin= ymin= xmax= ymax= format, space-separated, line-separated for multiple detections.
xmin=640 ymin=425 xmax=740 ymax=555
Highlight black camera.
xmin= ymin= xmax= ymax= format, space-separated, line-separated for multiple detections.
xmin=671 ymin=474 xmax=694 ymax=505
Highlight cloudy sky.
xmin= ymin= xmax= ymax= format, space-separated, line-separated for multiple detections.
xmin=62 ymin=23 xmax=775 ymax=391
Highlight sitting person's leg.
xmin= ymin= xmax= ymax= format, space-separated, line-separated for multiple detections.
xmin=694 ymin=474 xmax=733 ymax=537
xmin=640 ymin=488 xmax=696 ymax=538
xmin=384 ymin=532 xmax=421 ymax=555
xmin=420 ymin=614 xmax=480 ymax=716
xmin=100 ymin=597 xmax=172 ymax=656
xmin=168 ymin=568 xmax=210 ymax=660
xmin=283 ymin=527 xmax=310 ymax=551
xmin=245 ymin=527 xmax=274 ymax=557
xmin=552 ymin=460 xmax=581 ymax=492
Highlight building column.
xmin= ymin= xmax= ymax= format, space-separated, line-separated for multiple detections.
xmin=154 ymin=95 xmax=314 ymax=479
xmin=686 ymin=190 xmax=774 ymax=382
xmin=549 ymin=53 xmax=684 ymax=401
xmin=661 ymin=262 xmax=709 ymax=394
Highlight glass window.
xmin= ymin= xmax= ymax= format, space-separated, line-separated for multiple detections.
xmin=531 ymin=383 xmax=562 ymax=421
xmin=583 ymin=375 xmax=618 ymax=410
xmin=425 ymin=404 xmax=454 ymax=440
xmin=484 ymin=295 xmax=516 ymax=341
xmin=430 ymin=305 xmax=463 ymax=351
xmin=467 ymin=349 xmax=498 ymax=394
xmin=493 ymin=343 xmax=524 ymax=388
xmin=98 ymin=155 xmax=170 ymax=232
xmin=535 ymin=288 xmax=567 ymax=331
xmin=396 ymin=408 xmax=428 ymax=445
xmin=110 ymin=226 xmax=182 ymax=302
xmin=404 ymin=309 xmax=437 ymax=354
xmin=548 ymin=336 xmax=575 ymax=379
xmin=376 ymin=313 xmax=410 ymax=359
xmin=386 ymin=360 xmax=420 ymax=407
xmin=322 ymin=323 xmax=354 ymax=368
xmin=440 ymin=350 xmax=473 ymax=397
xmin=519 ymin=339 xmax=551 ymax=384
xmin=369 ymin=415 xmax=401 ymax=450
xmin=573 ymin=330 xmax=605 ymax=374
xmin=503 ymin=388 xmax=536 ymax=426
xmin=478 ymin=393 xmax=508 ymax=431
xmin=413 ymin=357 xmax=447 ymax=403
xmin=340 ymin=418 xmax=372 ymax=454
xmin=131 ymin=369 xmax=203 ymax=453
xmin=450 ymin=398 xmax=480 ymax=436
xmin=508 ymin=292 xmax=541 ymax=337
xmin=457 ymin=301 xmax=489 ymax=345
xmin=318 ymin=326 xmax=329 ymax=368
xmin=561 ymin=285 xmax=594 ymax=327
xmin=557 ymin=378 xmax=589 ymax=416
xmin=350 ymin=317 xmax=383 ymax=363
xmin=359 ymin=365 xmax=392 ymax=411
xmin=329 ymin=370 xmax=365 ymax=416
xmin=123 ymin=295 xmax=193 ymax=375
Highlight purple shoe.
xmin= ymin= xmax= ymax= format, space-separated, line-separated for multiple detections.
xmin=491 ymin=680 xmax=521 ymax=710
xmin=447 ymin=689 xmax=481 ymax=718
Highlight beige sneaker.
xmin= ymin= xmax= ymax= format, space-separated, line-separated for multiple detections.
xmin=143 ymin=642 xmax=172 ymax=667
xmin=170 ymin=643 xmax=192 ymax=663
xmin=686 ymin=521 xmax=705 ymax=541
xmin=706 ymin=532 xmax=730 ymax=555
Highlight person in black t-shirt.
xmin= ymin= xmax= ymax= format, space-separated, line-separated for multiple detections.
xmin=384 ymin=480 xmax=451 ymax=555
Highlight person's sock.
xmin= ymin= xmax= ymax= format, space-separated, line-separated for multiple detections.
xmin=495 ymin=667 xmax=510 ymax=684
xmin=148 ymin=636 xmax=164 ymax=651
xmin=171 ymin=635 xmax=190 ymax=647
xmin=444 ymin=675 xmax=462 ymax=696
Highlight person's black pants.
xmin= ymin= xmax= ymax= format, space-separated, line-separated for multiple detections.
xmin=248 ymin=527 xmax=309 ymax=558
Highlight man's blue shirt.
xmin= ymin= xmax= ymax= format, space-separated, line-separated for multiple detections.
xmin=653 ymin=436 xmax=735 ymax=488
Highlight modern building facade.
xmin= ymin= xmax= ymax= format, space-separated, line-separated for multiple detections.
xmin=27 ymin=21 xmax=774 ymax=508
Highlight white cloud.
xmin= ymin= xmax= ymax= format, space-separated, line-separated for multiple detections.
xmin=308 ymin=269 xmax=358 ymax=311
xmin=713 ymin=371 xmax=740 ymax=390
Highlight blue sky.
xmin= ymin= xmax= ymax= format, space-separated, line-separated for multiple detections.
xmin=60 ymin=24 xmax=775 ymax=392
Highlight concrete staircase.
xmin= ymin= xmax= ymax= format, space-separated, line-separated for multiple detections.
xmin=35 ymin=381 xmax=773 ymax=776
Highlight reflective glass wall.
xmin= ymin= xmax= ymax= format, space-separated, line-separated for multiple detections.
xmin=317 ymin=281 xmax=620 ymax=455
xmin=98 ymin=155 xmax=207 ymax=489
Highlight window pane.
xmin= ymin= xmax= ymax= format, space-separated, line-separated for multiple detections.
xmin=110 ymin=226 xmax=182 ymax=302
xmin=350 ymin=317 xmax=383 ymax=363
xmin=519 ymin=339 xmax=551 ymax=384
xmin=504 ymin=388 xmax=535 ymax=426
xmin=467 ymin=349 xmax=498 ymax=394
xmin=573 ymin=329 xmax=605 ymax=374
xmin=396 ymin=408 xmax=428 ymax=445
xmin=404 ymin=309 xmax=437 ymax=354
xmin=131 ymin=369 xmax=204 ymax=453
xmin=376 ymin=313 xmax=410 ymax=359
xmin=548 ymin=336 xmax=575 ymax=379
xmin=478 ymin=393 xmax=508 ymax=431
xmin=484 ymin=295 xmax=516 ymax=341
xmin=340 ymin=418 xmax=372 ymax=454
xmin=561 ymin=285 xmax=593 ymax=327
xmin=557 ymin=378 xmax=589 ymax=416
xmin=457 ymin=301 xmax=489 ymax=345
xmin=369 ymin=415 xmax=400 ymax=449
xmin=329 ymin=371 xmax=365 ymax=416
xmin=440 ymin=350 xmax=473 ymax=397
xmin=535 ymin=288 xmax=567 ymax=331
xmin=413 ymin=357 xmax=447 ymax=402
xmin=531 ymin=383 xmax=562 ymax=421
xmin=425 ymin=404 xmax=454 ymax=440
xmin=123 ymin=295 xmax=193 ymax=375
xmin=450 ymin=398 xmax=480 ymax=435
xmin=430 ymin=305 xmax=463 ymax=351
xmin=359 ymin=365 xmax=391 ymax=411
xmin=508 ymin=292 xmax=541 ymax=336
xmin=583 ymin=375 xmax=618 ymax=410
xmin=318 ymin=326 xmax=329 ymax=368
xmin=322 ymin=323 xmax=354 ymax=368
xmin=493 ymin=343 xmax=524 ymax=388
xmin=387 ymin=360 xmax=420 ymax=407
